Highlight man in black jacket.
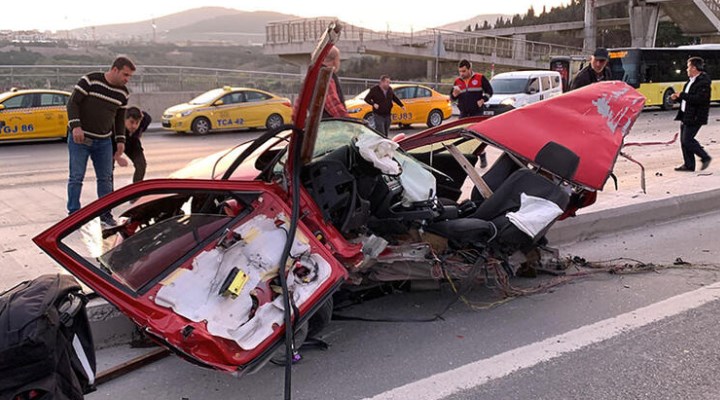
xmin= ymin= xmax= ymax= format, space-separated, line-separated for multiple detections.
xmin=671 ymin=56 xmax=712 ymax=172
xmin=363 ymin=75 xmax=404 ymax=136
xmin=570 ymin=48 xmax=612 ymax=90
xmin=122 ymin=107 xmax=151 ymax=183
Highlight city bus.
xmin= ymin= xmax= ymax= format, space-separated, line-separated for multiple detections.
xmin=607 ymin=46 xmax=720 ymax=109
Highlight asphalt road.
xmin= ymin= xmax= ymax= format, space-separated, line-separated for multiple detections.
xmin=85 ymin=209 xmax=720 ymax=400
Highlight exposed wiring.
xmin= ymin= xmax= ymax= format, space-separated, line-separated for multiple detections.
xmin=276 ymin=126 xmax=304 ymax=400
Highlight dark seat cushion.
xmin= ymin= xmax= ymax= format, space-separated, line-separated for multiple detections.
xmin=426 ymin=218 xmax=495 ymax=248
xmin=469 ymin=169 xmax=569 ymax=222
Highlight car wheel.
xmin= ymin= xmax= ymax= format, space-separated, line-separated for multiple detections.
xmin=191 ymin=117 xmax=211 ymax=135
xmin=661 ymin=88 xmax=674 ymax=111
xmin=427 ymin=109 xmax=443 ymax=127
xmin=363 ymin=113 xmax=376 ymax=130
xmin=265 ymin=113 xmax=284 ymax=130
xmin=307 ymin=297 xmax=334 ymax=338
xmin=270 ymin=321 xmax=308 ymax=365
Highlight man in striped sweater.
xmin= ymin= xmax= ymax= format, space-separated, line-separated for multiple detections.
xmin=66 ymin=56 xmax=135 ymax=225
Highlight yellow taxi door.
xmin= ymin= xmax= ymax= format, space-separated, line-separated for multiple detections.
xmin=412 ymin=87 xmax=434 ymax=124
xmin=391 ymin=87 xmax=417 ymax=126
xmin=36 ymin=92 xmax=69 ymax=139
xmin=213 ymin=92 xmax=246 ymax=131
xmin=0 ymin=93 xmax=38 ymax=141
xmin=241 ymin=90 xmax=274 ymax=127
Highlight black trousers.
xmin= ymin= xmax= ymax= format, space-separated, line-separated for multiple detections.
xmin=373 ymin=113 xmax=391 ymax=136
xmin=124 ymin=140 xmax=146 ymax=183
xmin=680 ymin=124 xmax=710 ymax=170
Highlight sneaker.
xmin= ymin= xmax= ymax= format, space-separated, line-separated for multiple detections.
xmin=674 ymin=165 xmax=694 ymax=172
xmin=701 ymin=158 xmax=712 ymax=171
xmin=479 ymin=153 xmax=488 ymax=169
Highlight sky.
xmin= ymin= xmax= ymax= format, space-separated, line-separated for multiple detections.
xmin=7 ymin=0 xmax=571 ymax=32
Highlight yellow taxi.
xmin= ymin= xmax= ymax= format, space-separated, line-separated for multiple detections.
xmin=161 ymin=86 xmax=293 ymax=135
xmin=0 ymin=88 xmax=70 ymax=142
xmin=345 ymin=84 xmax=452 ymax=129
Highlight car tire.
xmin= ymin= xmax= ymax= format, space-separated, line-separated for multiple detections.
xmin=427 ymin=109 xmax=443 ymax=128
xmin=307 ymin=297 xmax=334 ymax=338
xmin=265 ymin=113 xmax=284 ymax=130
xmin=363 ymin=113 xmax=376 ymax=130
xmin=191 ymin=117 xmax=211 ymax=135
xmin=661 ymin=88 xmax=674 ymax=111
xmin=270 ymin=322 xmax=308 ymax=365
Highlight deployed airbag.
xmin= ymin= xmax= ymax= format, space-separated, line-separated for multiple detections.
xmin=505 ymin=193 xmax=563 ymax=238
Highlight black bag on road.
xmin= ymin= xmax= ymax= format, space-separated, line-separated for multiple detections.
xmin=0 ymin=274 xmax=96 ymax=400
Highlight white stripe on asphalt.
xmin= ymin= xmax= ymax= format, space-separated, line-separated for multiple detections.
xmin=366 ymin=281 xmax=720 ymax=400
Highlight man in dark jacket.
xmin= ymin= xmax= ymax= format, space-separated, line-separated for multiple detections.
xmin=671 ymin=56 xmax=712 ymax=171
xmin=123 ymin=107 xmax=151 ymax=183
xmin=570 ymin=48 xmax=612 ymax=90
xmin=364 ymin=75 xmax=405 ymax=136
xmin=450 ymin=59 xmax=493 ymax=167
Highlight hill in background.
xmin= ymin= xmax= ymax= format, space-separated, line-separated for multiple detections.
xmin=63 ymin=8 xmax=298 ymax=44
xmin=437 ymin=14 xmax=510 ymax=32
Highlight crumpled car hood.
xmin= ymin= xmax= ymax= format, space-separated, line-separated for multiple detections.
xmin=467 ymin=81 xmax=645 ymax=190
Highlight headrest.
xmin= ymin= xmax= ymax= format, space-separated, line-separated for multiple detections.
xmin=535 ymin=142 xmax=579 ymax=181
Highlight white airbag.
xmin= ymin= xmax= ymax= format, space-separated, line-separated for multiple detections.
xmin=505 ymin=193 xmax=563 ymax=238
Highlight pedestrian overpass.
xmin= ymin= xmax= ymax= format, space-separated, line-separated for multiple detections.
xmin=264 ymin=0 xmax=720 ymax=75
xmin=264 ymin=18 xmax=582 ymax=74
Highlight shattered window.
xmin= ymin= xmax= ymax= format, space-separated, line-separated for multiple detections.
xmin=60 ymin=190 xmax=252 ymax=293
xmin=309 ymin=120 xmax=375 ymax=159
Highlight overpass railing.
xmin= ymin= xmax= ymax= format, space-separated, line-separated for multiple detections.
xmin=701 ymin=0 xmax=720 ymax=19
xmin=0 ymin=65 xmax=452 ymax=99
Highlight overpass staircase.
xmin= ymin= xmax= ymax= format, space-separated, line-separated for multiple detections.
xmin=650 ymin=0 xmax=720 ymax=36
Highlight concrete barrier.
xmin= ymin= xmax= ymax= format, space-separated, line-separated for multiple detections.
xmin=547 ymin=188 xmax=720 ymax=245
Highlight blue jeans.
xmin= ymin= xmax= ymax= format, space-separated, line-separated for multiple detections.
xmin=67 ymin=135 xmax=114 ymax=216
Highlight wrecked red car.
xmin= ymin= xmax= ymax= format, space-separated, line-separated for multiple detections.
xmin=33 ymin=24 xmax=645 ymax=377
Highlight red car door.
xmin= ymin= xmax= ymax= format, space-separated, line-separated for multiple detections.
xmin=33 ymin=179 xmax=347 ymax=375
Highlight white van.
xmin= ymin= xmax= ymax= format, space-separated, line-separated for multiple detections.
xmin=486 ymin=70 xmax=563 ymax=113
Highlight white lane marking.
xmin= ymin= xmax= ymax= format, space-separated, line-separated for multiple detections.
xmin=367 ymin=281 xmax=720 ymax=400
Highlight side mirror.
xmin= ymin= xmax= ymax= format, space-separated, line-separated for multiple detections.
xmin=214 ymin=100 xmax=224 ymax=106
xmin=0 ymin=104 xmax=5 ymax=111
xmin=527 ymin=88 xmax=538 ymax=95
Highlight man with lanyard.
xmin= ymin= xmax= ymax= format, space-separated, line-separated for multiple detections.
xmin=671 ymin=56 xmax=712 ymax=172
xmin=450 ymin=59 xmax=493 ymax=168
xmin=570 ymin=48 xmax=612 ymax=90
